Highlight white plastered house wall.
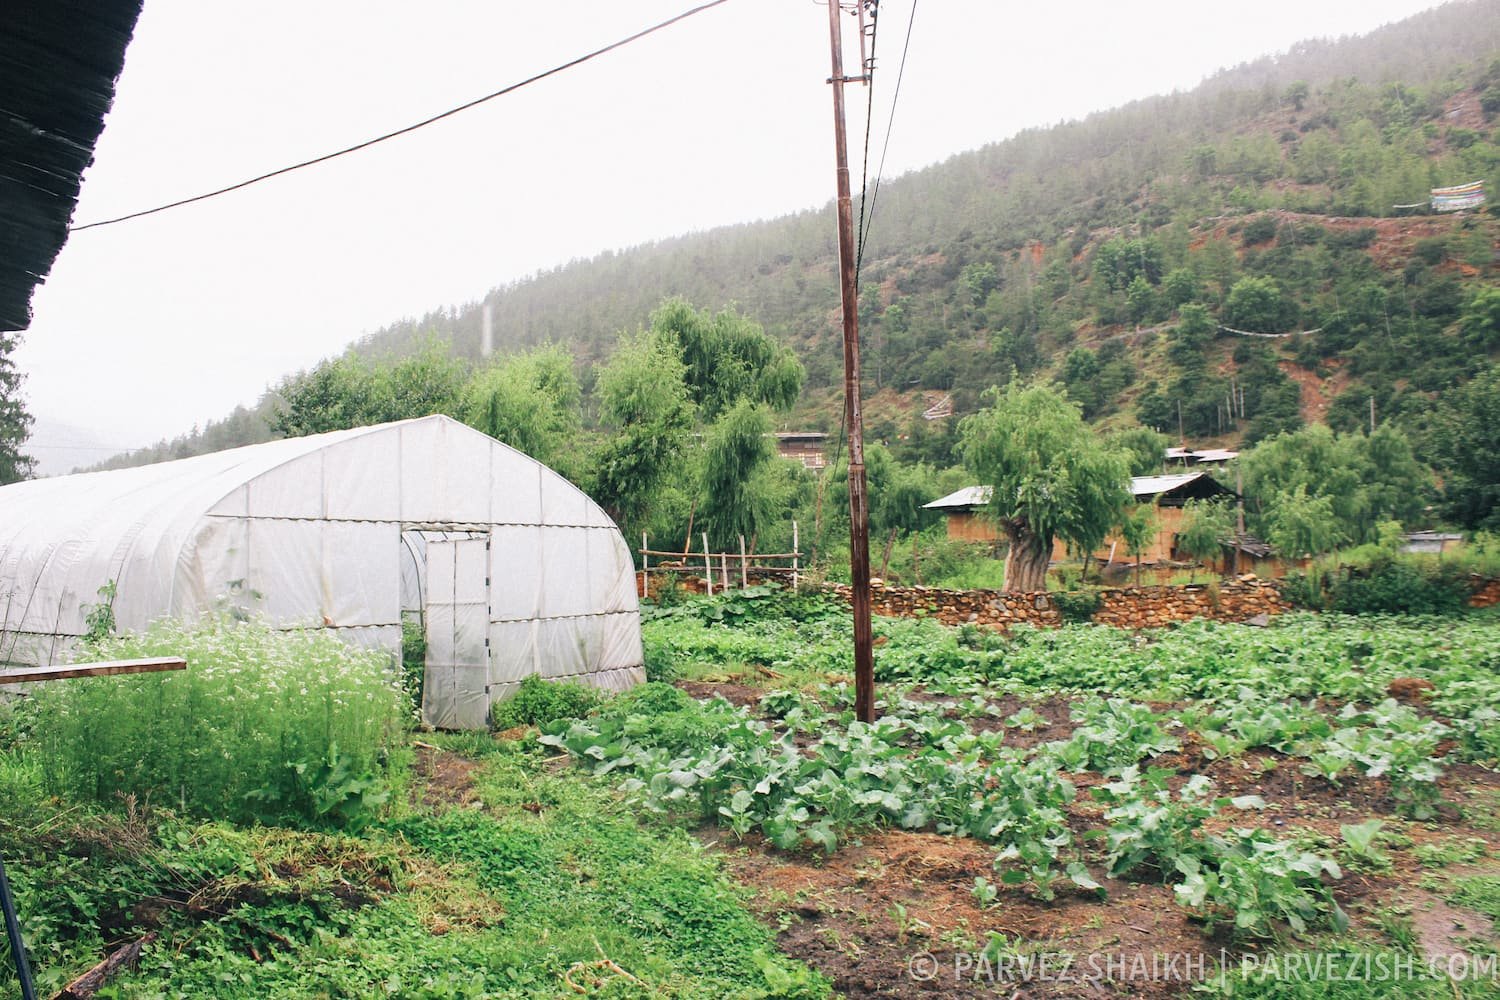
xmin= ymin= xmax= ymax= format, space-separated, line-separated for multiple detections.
xmin=0 ymin=415 xmax=644 ymax=728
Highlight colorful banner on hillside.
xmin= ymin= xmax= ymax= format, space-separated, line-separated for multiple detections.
xmin=1430 ymin=180 xmax=1485 ymax=212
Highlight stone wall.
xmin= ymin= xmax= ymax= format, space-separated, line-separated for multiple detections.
xmin=825 ymin=575 xmax=1287 ymax=631
xmin=1469 ymin=575 xmax=1500 ymax=608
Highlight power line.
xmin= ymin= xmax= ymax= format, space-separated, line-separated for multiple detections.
xmin=855 ymin=1 xmax=880 ymax=289
xmin=71 ymin=0 xmax=734 ymax=232
xmin=857 ymin=0 xmax=916 ymax=275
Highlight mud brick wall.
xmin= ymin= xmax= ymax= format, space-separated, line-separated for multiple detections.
xmin=824 ymin=576 xmax=1287 ymax=631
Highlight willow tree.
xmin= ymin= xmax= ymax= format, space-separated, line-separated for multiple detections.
xmin=460 ymin=344 xmax=581 ymax=479
xmin=959 ymin=382 xmax=1129 ymax=592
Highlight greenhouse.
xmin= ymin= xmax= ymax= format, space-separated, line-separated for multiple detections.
xmin=0 ymin=415 xmax=644 ymax=728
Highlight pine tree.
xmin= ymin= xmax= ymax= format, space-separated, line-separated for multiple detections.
xmin=0 ymin=331 xmax=35 ymax=484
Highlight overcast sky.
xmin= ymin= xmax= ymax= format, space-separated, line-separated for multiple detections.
xmin=20 ymin=0 xmax=1449 ymax=456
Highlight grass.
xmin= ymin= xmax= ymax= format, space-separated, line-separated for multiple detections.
xmin=0 ymin=738 xmax=828 ymax=998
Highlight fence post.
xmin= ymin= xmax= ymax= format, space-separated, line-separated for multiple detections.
xmin=702 ymin=533 xmax=713 ymax=596
xmin=740 ymin=536 xmax=749 ymax=589
xmin=793 ymin=520 xmax=799 ymax=590
xmin=641 ymin=531 xmax=649 ymax=598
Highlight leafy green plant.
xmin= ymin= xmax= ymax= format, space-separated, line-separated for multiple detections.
xmin=30 ymin=617 xmax=408 ymax=828
xmin=1339 ymin=819 xmax=1390 ymax=870
xmin=1174 ymin=830 xmax=1345 ymax=939
xmin=1051 ymin=589 xmax=1102 ymax=623
xmin=489 ymin=674 xmax=601 ymax=730
xmin=80 ymin=579 xmax=117 ymax=645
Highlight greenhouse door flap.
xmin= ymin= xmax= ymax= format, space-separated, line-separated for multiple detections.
xmin=419 ymin=531 xmax=491 ymax=729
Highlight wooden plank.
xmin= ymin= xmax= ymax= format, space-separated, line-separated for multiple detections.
xmin=53 ymin=932 xmax=156 ymax=1000
xmin=0 ymin=657 xmax=186 ymax=686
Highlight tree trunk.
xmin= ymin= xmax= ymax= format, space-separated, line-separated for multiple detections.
xmin=1003 ymin=522 xmax=1051 ymax=593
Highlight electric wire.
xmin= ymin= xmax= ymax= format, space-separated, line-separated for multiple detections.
xmin=854 ymin=1 xmax=880 ymax=291
xmin=70 ymin=0 xmax=734 ymax=232
xmin=857 ymin=0 xmax=917 ymax=277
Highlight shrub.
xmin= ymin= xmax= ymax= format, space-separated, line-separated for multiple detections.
xmin=1327 ymin=557 xmax=1469 ymax=615
xmin=1052 ymin=589 xmax=1102 ymax=623
xmin=29 ymin=618 xmax=409 ymax=828
xmin=489 ymin=674 xmax=600 ymax=730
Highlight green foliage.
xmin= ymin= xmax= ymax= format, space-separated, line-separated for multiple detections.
xmin=1107 ymin=427 xmax=1169 ymax=477
xmin=0 ymin=329 xmax=33 ymax=484
xmin=960 ymin=381 xmax=1130 ymax=590
xmin=1242 ymin=424 xmax=1427 ymax=547
xmin=1224 ymin=276 xmax=1294 ymax=333
xmin=80 ymin=579 xmax=117 ymax=645
xmin=272 ymin=337 xmax=468 ymax=437
xmin=1427 ymin=365 xmax=1500 ymax=532
xmin=1174 ymin=829 xmax=1345 ymax=939
xmin=490 ymin=675 xmax=601 ymax=730
xmin=459 ymin=344 xmax=581 ymax=476
xmin=589 ymin=329 xmax=695 ymax=530
xmin=400 ymin=616 xmax=425 ymax=714
xmin=1051 ymin=589 xmax=1102 ymax=623
xmin=699 ymin=399 xmax=781 ymax=548
xmin=1324 ymin=555 xmax=1472 ymax=616
xmin=648 ymin=298 xmax=803 ymax=420
xmin=1178 ymin=499 xmax=1234 ymax=566
xmin=28 ymin=619 xmax=409 ymax=827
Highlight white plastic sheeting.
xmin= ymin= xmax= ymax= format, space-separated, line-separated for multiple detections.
xmin=0 ymin=415 xmax=644 ymax=728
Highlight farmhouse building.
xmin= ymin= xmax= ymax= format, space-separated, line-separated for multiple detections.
xmin=924 ymin=472 xmax=1238 ymax=564
xmin=0 ymin=415 xmax=644 ymax=729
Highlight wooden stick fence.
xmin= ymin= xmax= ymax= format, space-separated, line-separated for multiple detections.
xmin=640 ymin=522 xmax=801 ymax=596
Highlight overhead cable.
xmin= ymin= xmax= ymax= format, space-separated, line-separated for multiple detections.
xmin=71 ymin=0 xmax=733 ymax=232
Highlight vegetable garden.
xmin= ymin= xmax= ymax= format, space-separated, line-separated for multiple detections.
xmin=0 ymin=592 xmax=1496 ymax=997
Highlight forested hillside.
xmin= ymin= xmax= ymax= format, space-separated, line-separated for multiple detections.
xmin=95 ymin=0 xmax=1500 ymax=477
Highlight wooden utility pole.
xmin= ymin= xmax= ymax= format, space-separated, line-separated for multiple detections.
xmin=825 ymin=0 xmax=876 ymax=723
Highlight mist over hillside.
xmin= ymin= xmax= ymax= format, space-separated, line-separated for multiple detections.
xmin=90 ymin=0 xmax=1500 ymax=472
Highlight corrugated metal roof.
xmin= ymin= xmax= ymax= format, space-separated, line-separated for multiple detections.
xmin=1129 ymin=472 xmax=1210 ymax=496
xmin=1 ymin=0 xmax=144 ymax=331
xmin=923 ymin=485 xmax=993 ymax=510
xmin=927 ymin=472 xmax=1231 ymax=510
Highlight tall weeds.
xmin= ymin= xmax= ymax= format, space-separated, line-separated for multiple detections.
xmin=29 ymin=618 xmax=409 ymax=827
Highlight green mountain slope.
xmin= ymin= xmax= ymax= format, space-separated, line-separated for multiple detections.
xmin=93 ymin=0 xmax=1500 ymax=471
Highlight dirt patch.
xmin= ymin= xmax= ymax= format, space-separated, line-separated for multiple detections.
xmin=412 ymin=745 xmax=481 ymax=809
xmin=1279 ymin=358 xmax=1352 ymax=425
xmin=714 ymin=828 xmax=1236 ymax=998
xmin=677 ymin=680 xmax=765 ymax=709
xmin=1404 ymin=886 xmax=1497 ymax=967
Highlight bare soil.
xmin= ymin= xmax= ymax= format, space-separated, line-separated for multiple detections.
xmin=678 ymin=679 xmax=1500 ymax=998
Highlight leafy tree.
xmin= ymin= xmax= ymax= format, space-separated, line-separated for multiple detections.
xmin=1167 ymin=303 xmax=1215 ymax=366
xmin=1266 ymin=485 xmax=1346 ymax=558
xmin=0 ymin=330 xmax=34 ymax=484
xmin=698 ymin=399 xmax=782 ymax=548
xmin=960 ymin=382 xmax=1129 ymax=592
xmin=1106 ymin=426 xmax=1169 ymax=477
xmin=1162 ymin=268 xmax=1200 ymax=308
xmin=460 ymin=344 xmax=581 ymax=477
xmin=961 ymin=262 xmax=999 ymax=305
xmin=272 ymin=338 xmax=467 ymax=437
xmin=589 ymin=331 xmax=695 ymax=532
xmin=647 ymin=298 xmax=802 ymax=420
xmin=1427 ymin=366 xmax=1500 ymax=531
xmin=1223 ymin=276 xmax=1293 ymax=333
xmin=1176 ymin=500 xmax=1234 ymax=577
xmin=1240 ymin=424 xmax=1427 ymax=544
xmin=1118 ymin=504 xmax=1158 ymax=586
xmin=1460 ymin=286 xmax=1500 ymax=351
xmin=1061 ymin=348 xmax=1103 ymax=418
